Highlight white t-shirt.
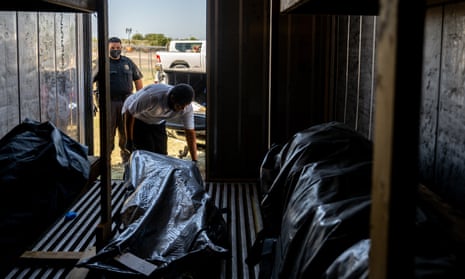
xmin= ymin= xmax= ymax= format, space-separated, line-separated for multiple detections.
xmin=122 ymin=83 xmax=195 ymax=130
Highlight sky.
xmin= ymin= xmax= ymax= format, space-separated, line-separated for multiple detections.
xmin=103 ymin=0 xmax=206 ymax=40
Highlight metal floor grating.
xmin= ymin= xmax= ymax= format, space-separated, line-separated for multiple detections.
xmin=5 ymin=181 xmax=263 ymax=279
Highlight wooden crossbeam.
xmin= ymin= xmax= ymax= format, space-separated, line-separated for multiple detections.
xmin=18 ymin=247 xmax=96 ymax=268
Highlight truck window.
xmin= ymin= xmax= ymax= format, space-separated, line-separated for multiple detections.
xmin=174 ymin=42 xmax=202 ymax=52
xmin=175 ymin=43 xmax=193 ymax=52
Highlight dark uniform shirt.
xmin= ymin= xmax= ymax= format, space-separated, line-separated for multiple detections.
xmin=109 ymin=56 xmax=143 ymax=100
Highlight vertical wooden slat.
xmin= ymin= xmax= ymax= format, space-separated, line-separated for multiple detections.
xmin=95 ymin=0 xmax=112 ymax=250
xmin=0 ymin=12 xmax=20 ymax=137
xmin=245 ymin=183 xmax=260 ymax=278
xmin=220 ymin=183 xmax=230 ymax=278
xmin=18 ymin=12 xmax=40 ymax=121
xmin=236 ymin=184 xmax=249 ymax=279
xmin=370 ymin=1 xmax=425 ymax=278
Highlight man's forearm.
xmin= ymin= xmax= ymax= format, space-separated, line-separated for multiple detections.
xmin=124 ymin=112 xmax=134 ymax=141
xmin=184 ymin=129 xmax=198 ymax=161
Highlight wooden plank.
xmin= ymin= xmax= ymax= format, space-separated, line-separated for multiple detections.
xmin=419 ymin=7 xmax=442 ymax=189
xmin=0 ymin=12 xmax=20 ymax=143
xmin=280 ymin=0 xmax=379 ymax=15
xmin=229 ymin=184 xmax=239 ymax=279
xmin=237 ymin=184 xmax=249 ymax=279
xmin=4 ymin=181 xmax=126 ymax=278
xmin=357 ymin=15 xmax=376 ymax=139
xmin=370 ymin=1 xmax=425 ymax=278
xmin=334 ymin=16 xmax=349 ymax=123
xmin=217 ymin=182 xmax=227 ymax=279
xmin=20 ymin=250 xmax=89 ymax=261
xmin=44 ymin=0 xmax=96 ymax=12
xmin=66 ymin=247 xmax=96 ymax=279
xmin=245 ymin=183 xmax=261 ymax=277
xmin=345 ymin=15 xmax=362 ymax=129
xmin=0 ymin=1 xmax=96 ymax=12
xmin=434 ymin=3 xmax=465 ymax=210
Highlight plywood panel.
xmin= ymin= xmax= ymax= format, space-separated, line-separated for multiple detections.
xmin=419 ymin=7 xmax=442 ymax=189
xmin=334 ymin=16 xmax=348 ymax=123
xmin=436 ymin=3 xmax=465 ymax=211
xmin=357 ymin=16 xmax=376 ymax=139
xmin=39 ymin=12 xmax=58 ymax=123
xmin=0 ymin=12 xmax=19 ymax=137
xmin=345 ymin=15 xmax=361 ymax=128
xmin=54 ymin=12 xmax=78 ymax=137
xmin=18 ymin=12 xmax=40 ymax=122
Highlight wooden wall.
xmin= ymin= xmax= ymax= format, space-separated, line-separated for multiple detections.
xmin=263 ymin=0 xmax=465 ymax=214
xmin=420 ymin=2 xmax=465 ymax=212
xmin=270 ymin=13 xmax=377 ymax=143
xmin=271 ymin=2 xmax=465 ymax=212
xmin=0 ymin=11 xmax=92 ymax=143
xmin=206 ymin=0 xmax=270 ymax=180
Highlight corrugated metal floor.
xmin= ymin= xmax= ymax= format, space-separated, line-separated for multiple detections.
xmin=5 ymin=180 xmax=262 ymax=279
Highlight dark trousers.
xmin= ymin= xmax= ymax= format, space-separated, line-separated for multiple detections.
xmin=133 ymin=119 xmax=167 ymax=155
xmin=110 ymin=99 xmax=131 ymax=162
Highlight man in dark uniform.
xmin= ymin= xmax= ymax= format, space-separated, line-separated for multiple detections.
xmin=94 ymin=37 xmax=143 ymax=164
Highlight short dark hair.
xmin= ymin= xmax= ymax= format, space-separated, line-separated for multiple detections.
xmin=109 ymin=37 xmax=122 ymax=44
xmin=170 ymin=83 xmax=195 ymax=105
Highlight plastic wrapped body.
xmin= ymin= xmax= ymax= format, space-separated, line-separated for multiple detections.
xmin=79 ymin=150 xmax=227 ymax=278
xmin=0 ymin=118 xmax=90 ymax=275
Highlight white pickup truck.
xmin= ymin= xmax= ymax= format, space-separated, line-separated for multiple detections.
xmin=155 ymin=40 xmax=206 ymax=74
xmin=154 ymin=40 xmax=207 ymax=106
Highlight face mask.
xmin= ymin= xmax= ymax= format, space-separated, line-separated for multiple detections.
xmin=110 ymin=49 xmax=121 ymax=59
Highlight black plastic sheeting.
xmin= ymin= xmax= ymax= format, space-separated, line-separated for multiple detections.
xmin=249 ymin=121 xmax=465 ymax=278
xmin=79 ymin=150 xmax=228 ymax=278
xmin=0 ymin=118 xmax=90 ymax=276
xmin=259 ymin=121 xmax=373 ymax=238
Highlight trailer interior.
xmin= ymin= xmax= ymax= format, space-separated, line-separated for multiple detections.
xmin=1 ymin=0 xmax=465 ymax=278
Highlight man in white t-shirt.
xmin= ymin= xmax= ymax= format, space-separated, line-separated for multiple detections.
xmin=122 ymin=83 xmax=198 ymax=162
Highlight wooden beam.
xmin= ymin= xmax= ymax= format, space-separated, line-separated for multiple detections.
xmin=66 ymin=247 xmax=97 ymax=279
xmin=370 ymin=0 xmax=425 ymax=278
xmin=19 ymin=247 xmax=96 ymax=268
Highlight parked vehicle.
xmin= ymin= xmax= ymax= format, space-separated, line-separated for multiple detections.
xmin=154 ymin=40 xmax=206 ymax=73
xmin=154 ymin=40 xmax=207 ymax=107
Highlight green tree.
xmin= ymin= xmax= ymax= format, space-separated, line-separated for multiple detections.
xmin=144 ymin=33 xmax=170 ymax=46
xmin=132 ymin=33 xmax=144 ymax=40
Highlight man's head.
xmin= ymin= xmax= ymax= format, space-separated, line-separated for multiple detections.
xmin=108 ymin=37 xmax=122 ymax=59
xmin=169 ymin=83 xmax=195 ymax=111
